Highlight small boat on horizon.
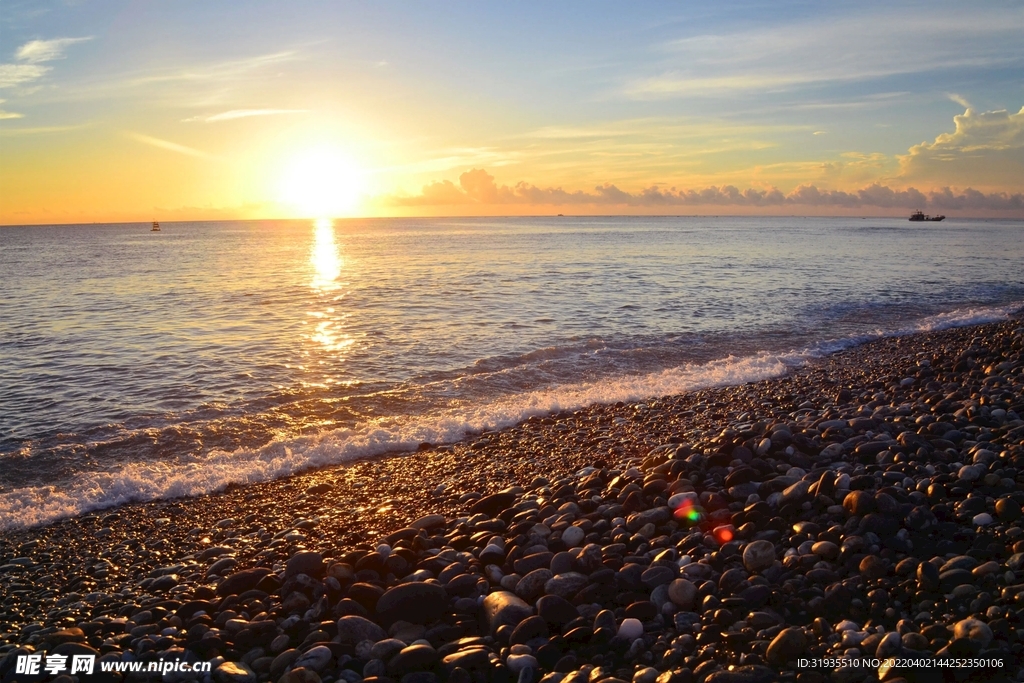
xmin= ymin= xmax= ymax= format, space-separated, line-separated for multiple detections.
xmin=909 ymin=210 xmax=945 ymax=222
xmin=151 ymin=221 xmax=160 ymax=231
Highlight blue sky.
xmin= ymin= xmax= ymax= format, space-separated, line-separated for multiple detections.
xmin=1 ymin=0 xmax=1022 ymax=221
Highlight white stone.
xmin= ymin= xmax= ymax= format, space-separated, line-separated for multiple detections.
xmin=505 ymin=654 xmax=538 ymax=675
xmin=973 ymin=513 xmax=994 ymax=526
xmin=617 ymin=618 xmax=644 ymax=641
xmin=561 ymin=525 xmax=585 ymax=548
xmin=668 ymin=492 xmax=698 ymax=510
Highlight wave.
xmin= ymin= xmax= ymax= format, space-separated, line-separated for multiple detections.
xmin=1 ymin=301 xmax=1020 ymax=531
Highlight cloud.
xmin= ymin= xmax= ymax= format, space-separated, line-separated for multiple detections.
xmin=125 ymin=132 xmax=215 ymax=159
xmin=15 ymin=37 xmax=92 ymax=64
xmin=628 ymin=8 xmax=1024 ymax=97
xmin=184 ymin=108 xmax=308 ymax=123
xmin=899 ymin=106 xmax=1024 ymax=188
xmin=0 ymin=36 xmax=91 ymax=90
xmin=128 ymin=51 xmax=298 ymax=87
xmin=0 ymin=63 xmax=49 ymax=88
xmin=0 ymin=98 xmax=23 ymax=119
xmin=388 ymin=168 xmax=1020 ymax=213
xmin=947 ymin=93 xmax=972 ymax=109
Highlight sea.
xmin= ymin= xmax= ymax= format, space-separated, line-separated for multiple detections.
xmin=2 ymin=216 xmax=1023 ymax=530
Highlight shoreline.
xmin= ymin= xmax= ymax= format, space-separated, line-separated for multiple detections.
xmin=2 ymin=318 xmax=1023 ymax=683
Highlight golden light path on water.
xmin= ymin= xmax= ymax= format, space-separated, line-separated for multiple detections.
xmin=305 ymin=218 xmax=354 ymax=383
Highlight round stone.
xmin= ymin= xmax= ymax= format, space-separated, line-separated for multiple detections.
xmin=843 ymin=490 xmax=874 ymax=516
xmin=667 ymin=579 xmax=697 ymax=609
xmin=742 ymin=540 xmax=776 ymax=574
xmin=766 ymin=627 xmax=807 ymax=667
xmin=561 ymin=526 xmax=585 ymax=548
xmin=293 ymin=646 xmax=333 ymax=673
xmin=995 ymin=498 xmax=1022 ymax=521
xmin=811 ymin=541 xmax=839 ymax=560
xmin=859 ymin=555 xmax=888 ymax=580
xmin=616 ymin=618 xmax=644 ymax=641
xmin=544 ymin=572 xmax=589 ymax=600
xmin=953 ymin=618 xmax=993 ymax=648
xmin=376 ymin=581 xmax=448 ymax=625
xmin=973 ymin=512 xmax=993 ymax=526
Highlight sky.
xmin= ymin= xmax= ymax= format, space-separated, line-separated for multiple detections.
xmin=0 ymin=0 xmax=1022 ymax=223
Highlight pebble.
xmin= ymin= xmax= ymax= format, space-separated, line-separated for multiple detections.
xmin=617 ymin=618 xmax=644 ymax=640
xmin=741 ymin=540 xmax=775 ymax=573
xmin=4 ymin=319 xmax=1024 ymax=683
xmin=765 ymin=627 xmax=807 ymax=666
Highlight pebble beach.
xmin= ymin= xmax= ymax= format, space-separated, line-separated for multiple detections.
xmin=2 ymin=318 xmax=1024 ymax=683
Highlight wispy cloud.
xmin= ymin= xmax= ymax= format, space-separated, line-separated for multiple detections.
xmin=947 ymin=93 xmax=972 ymax=109
xmin=125 ymin=132 xmax=215 ymax=159
xmin=0 ymin=123 xmax=90 ymax=136
xmin=15 ymin=37 xmax=92 ymax=64
xmin=184 ymin=108 xmax=308 ymax=123
xmin=0 ymin=98 xmax=23 ymax=119
xmin=627 ymin=8 xmax=1024 ymax=98
xmin=0 ymin=36 xmax=91 ymax=90
xmin=128 ymin=51 xmax=298 ymax=87
xmin=0 ymin=63 xmax=49 ymax=88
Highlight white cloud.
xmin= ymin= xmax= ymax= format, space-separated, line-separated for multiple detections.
xmin=0 ymin=36 xmax=91 ymax=90
xmin=947 ymin=93 xmax=972 ymax=109
xmin=899 ymin=106 xmax=1024 ymax=187
xmin=0 ymin=64 xmax=49 ymax=88
xmin=15 ymin=37 xmax=92 ymax=64
xmin=0 ymin=98 xmax=23 ymax=119
xmin=191 ymin=108 xmax=307 ymax=122
xmin=125 ymin=132 xmax=215 ymax=159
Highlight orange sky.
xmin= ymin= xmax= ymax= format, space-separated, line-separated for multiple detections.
xmin=1 ymin=2 xmax=1022 ymax=223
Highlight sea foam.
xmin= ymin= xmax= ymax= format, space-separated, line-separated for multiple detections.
xmin=0 ymin=301 xmax=1019 ymax=531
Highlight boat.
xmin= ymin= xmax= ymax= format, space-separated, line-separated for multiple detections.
xmin=151 ymin=221 xmax=160 ymax=231
xmin=909 ymin=211 xmax=945 ymax=222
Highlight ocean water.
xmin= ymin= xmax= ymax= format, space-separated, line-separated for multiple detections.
xmin=1 ymin=216 xmax=1022 ymax=529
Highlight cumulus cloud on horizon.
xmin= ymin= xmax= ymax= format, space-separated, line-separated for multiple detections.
xmin=390 ymin=105 xmax=1023 ymax=214
xmin=388 ymin=168 xmax=1021 ymax=213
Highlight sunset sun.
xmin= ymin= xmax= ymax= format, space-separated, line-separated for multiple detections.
xmin=277 ymin=148 xmax=364 ymax=217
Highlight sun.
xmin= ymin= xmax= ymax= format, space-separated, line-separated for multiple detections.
xmin=277 ymin=148 xmax=364 ymax=217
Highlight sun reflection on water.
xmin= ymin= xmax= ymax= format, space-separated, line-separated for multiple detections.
xmin=311 ymin=218 xmax=342 ymax=290
xmin=305 ymin=219 xmax=355 ymax=379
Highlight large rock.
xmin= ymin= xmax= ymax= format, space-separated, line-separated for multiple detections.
xmin=470 ymin=492 xmax=516 ymax=516
xmin=543 ymin=572 xmax=589 ymax=600
xmin=667 ymin=579 xmax=697 ymax=610
xmin=292 ymin=646 xmax=333 ymax=673
xmin=514 ymin=568 xmax=552 ymax=601
xmin=217 ymin=568 xmax=272 ymax=597
xmin=336 ymin=615 xmax=386 ymax=644
xmin=742 ymin=541 xmax=775 ymax=574
xmin=285 ymin=552 xmax=324 ymax=579
xmin=387 ymin=644 xmax=439 ymax=676
xmin=953 ymin=618 xmax=993 ymax=648
xmin=481 ymin=591 xmax=532 ymax=634
xmin=766 ymin=627 xmax=807 ymax=666
xmin=376 ymin=581 xmax=448 ymax=625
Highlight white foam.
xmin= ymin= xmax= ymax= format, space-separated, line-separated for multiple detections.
xmin=1 ymin=301 xmax=1020 ymax=531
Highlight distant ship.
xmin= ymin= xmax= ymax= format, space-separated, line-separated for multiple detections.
xmin=909 ymin=210 xmax=945 ymax=222
xmin=151 ymin=221 xmax=160 ymax=231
